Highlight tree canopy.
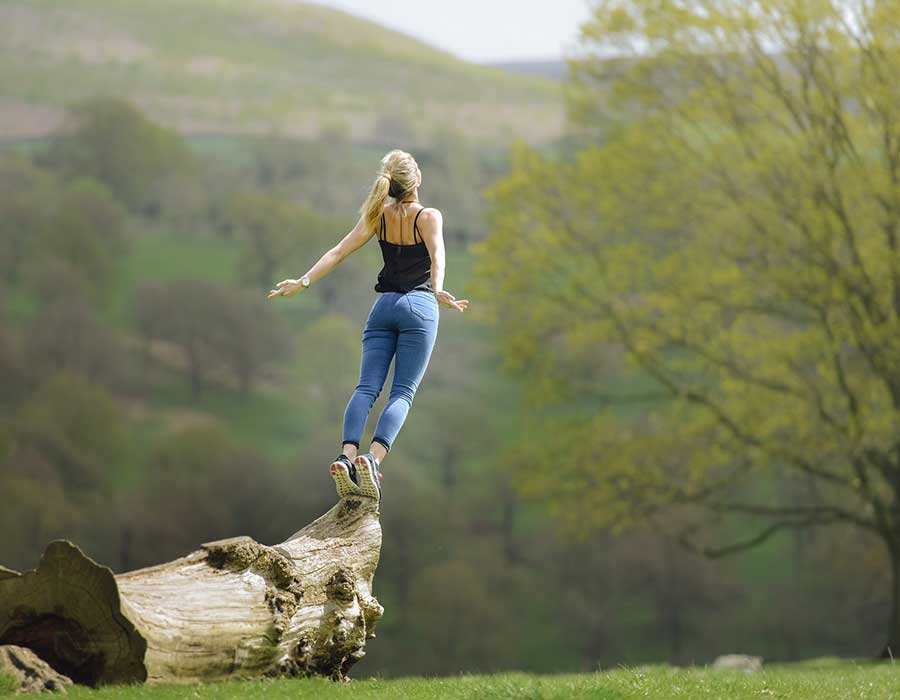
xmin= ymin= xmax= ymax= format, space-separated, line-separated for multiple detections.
xmin=472 ymin=0 xmax=900 ymax=655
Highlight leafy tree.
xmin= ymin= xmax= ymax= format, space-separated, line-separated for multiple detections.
xmin=216 ymin=289 xmax=293 ymax=395
xmin=40 ymin=96 xmax=193 ymax=215
xmin=417 ymin=127 xmax=484 ymax=243
xmin=0 ymin=318 xmax=25 ymax=407
xmin=0 ymin=450 xmax=77 ymax=570
xmin=0 ymin=155 xmax=55 ymax=285
xmin=134 ymin=279 xmax=221 ymax=399
xmin=12 ymin=369 xmax=126 ymax=493
xmin=251 ymin=121 xmax=352 ymax=197
xmin=24 ymin=291 xmax=123 ymax=388
xmin=119 ymin=422 xmax=298 ymax=568
xmin=135 ymin=279 xmax=290 ymax=398
xmin=472 ymin=0 xmax=900 ymax=656
xmin=292 ymin=313 xmax=361 ymax=421
xmin=29 ymin=177 xmax=127 ymax=303
xmin=219 ymin=190 xmax=336 ymax=293
xmin=406 ymin=559 xmax=511 ymax=674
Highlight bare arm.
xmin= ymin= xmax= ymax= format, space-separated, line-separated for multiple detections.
xmin=419 ymin=208 xmax=468 ymax=312
xmin=419 ymin=208 xmax=446 ymax=292
xmin=267 ymin=215 xmax=374 ymax=299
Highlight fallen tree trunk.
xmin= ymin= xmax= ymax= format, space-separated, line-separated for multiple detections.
xmin=0 ymin=495 xmax=382 ymax=686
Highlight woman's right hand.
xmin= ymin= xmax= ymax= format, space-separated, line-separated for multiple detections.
xmin=435 ymin=290 xmax=468 ymax=312
xmin=267 ymin=279 xmax=304 ymax=299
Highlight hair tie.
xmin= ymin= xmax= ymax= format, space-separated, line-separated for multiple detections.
xmin=381 ymin=172 xmax=392 ymax=182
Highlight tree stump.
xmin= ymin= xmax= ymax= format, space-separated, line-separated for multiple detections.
xmin=0 ymin=495 xmax=382 ymax=686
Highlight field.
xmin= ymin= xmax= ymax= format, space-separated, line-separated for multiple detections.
xmin=4 ymin=661 xmax=899 ymax=700
xmin=0 ymin=0 xmax=564 ymax=144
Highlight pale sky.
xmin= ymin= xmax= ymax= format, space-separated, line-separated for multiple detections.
xmin=308 ymin=0 xmax=595 ymax=63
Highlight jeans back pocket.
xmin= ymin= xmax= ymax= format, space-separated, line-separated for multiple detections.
xmin=407 ymin=291 xmax=436 ymax=321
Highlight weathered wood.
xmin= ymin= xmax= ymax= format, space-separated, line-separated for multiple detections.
xmin=0 ymin=495 xmax=382 ymax=686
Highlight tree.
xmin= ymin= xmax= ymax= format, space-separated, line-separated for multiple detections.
xmin=416 ymin=127 xmax=484 ymax=244
xmin=29 ymin=177 xmax=128 ymax=303
xmin=121 ymin=422 xmax=283 ymax=565
xmin=0 ymin=318 xmax=26 ymax=408
xmin=134 ymin=280 xmax=290 ymax=398
xmin=41 ymin=96 xmax=193 ymax=216
xmin=0 ymin=155 xmax=55 ymax=286
xmin=219 ymin=190 xmax=335 ymax=293
xmin=134 ymin=280 xmax=223 ymax=399
xmin=215 ymin=289 xmax=293 ymax=396
xmin=0 ymin=451 xmax=77 ymax=572
xmin=291 ymin=313 xmax=365 ymax=423
xmin=11 ymin=370 xmax=126 ymax=493
xmin=0 ymin=497 xmax=384 ymax=685
xmin=24 ymin=292 xmax=122 ymax=388
xmin=472 ymin=0 xmax=900 ymax=657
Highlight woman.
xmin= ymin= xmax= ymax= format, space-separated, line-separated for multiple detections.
xmin=267 ymin=149 xmax=468 ymax=502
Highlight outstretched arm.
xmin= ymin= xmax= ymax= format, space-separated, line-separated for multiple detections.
xmin=418 ymin=208 xmax=468 ymax=313
xmin=268 ymin=215 xmax=374 ymax=299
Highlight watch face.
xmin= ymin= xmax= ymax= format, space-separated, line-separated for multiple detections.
xmin=301 ymin=276 xmax=310 ymax=287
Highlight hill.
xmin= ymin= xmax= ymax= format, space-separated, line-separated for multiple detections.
xmin=486 ymin=59 xmax=570 ymax=81
xmin=0 ymin=0 xmax=564 ymax=145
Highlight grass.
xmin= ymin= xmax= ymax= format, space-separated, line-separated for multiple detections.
xmin=105 ymin=228 xmax=241 ymax=328
xmin=8 ymin=663 xmax=900 ymax=700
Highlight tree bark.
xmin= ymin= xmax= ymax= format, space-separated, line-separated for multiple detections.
xmin=879 ymin=538 xmax=900 ymax=660
xmin=0 ymin=495 xmax=382 ymax=686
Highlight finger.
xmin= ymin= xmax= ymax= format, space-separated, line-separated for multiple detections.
xmin=276 ymin=280 xmax=287 ymax=287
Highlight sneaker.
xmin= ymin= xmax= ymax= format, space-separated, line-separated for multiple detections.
xmin=330 ymin=454 xmax=361 ymax=498
xmin=354 ymin=453 xmax=383 ymax=501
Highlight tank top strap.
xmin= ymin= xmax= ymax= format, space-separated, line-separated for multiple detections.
xmin=413 ymin=207 xmax=425 ymax=244
xmin=379 ymin=212 xmax=385 ymax=241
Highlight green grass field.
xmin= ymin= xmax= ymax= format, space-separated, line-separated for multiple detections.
xmin=5 ymin=662 xmax=899 ymax=700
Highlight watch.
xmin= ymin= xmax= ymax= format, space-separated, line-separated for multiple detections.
xmin=300 ymin=275 xmax=311 ymax=288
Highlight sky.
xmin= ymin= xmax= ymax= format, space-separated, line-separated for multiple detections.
xmin=308 ymin=0 xmax=595 ymax=63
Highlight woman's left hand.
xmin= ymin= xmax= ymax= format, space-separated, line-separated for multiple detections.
xmin=267 ymin=279 xmax=305 ymax=299
xmin=435 ymin=290 xmax=469 ymax=312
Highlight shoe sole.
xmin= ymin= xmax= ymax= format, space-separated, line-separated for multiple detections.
xmin=354 ymin=455 xmax=381 ymax=501
xmin=330 ymin=460 xmax=360 ymax=498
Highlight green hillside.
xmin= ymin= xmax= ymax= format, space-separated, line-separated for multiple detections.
xmin=0 ymin=0 xmax=564 ymax=144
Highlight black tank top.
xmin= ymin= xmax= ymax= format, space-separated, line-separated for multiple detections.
xmin=373 ymin=206 xmax=433 ymax=293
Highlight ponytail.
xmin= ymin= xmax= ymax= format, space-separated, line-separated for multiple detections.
xmin=360 ymin=172 xmax=391 ymax=237
xmin=360 ymin=150 xmax=420 ymax=235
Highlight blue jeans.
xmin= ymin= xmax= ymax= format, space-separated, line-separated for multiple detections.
xmin=342 ymin=290 xmax=439 ymax=453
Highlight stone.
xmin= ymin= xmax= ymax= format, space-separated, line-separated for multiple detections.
xmin=711 ymin=653 xmax=763 ymax=672
xmin=0 ymin=645 xmax=73 ymax=694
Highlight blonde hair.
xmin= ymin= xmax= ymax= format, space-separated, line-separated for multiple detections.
xmin=360 ymin=149 xmax=421 ymax=235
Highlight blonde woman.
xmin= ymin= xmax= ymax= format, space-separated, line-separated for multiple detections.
xmin=268 ymin=149 xmax=468 ymax=501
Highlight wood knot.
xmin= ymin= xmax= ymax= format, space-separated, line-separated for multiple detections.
xmin=202 ymin=536 xmax=262 ymax=570
xmin=325 ymin=569 xmax=356 ymax=604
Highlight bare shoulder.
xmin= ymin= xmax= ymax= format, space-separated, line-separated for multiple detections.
xmin=418 ymin=207 xmax=443 ymax=228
